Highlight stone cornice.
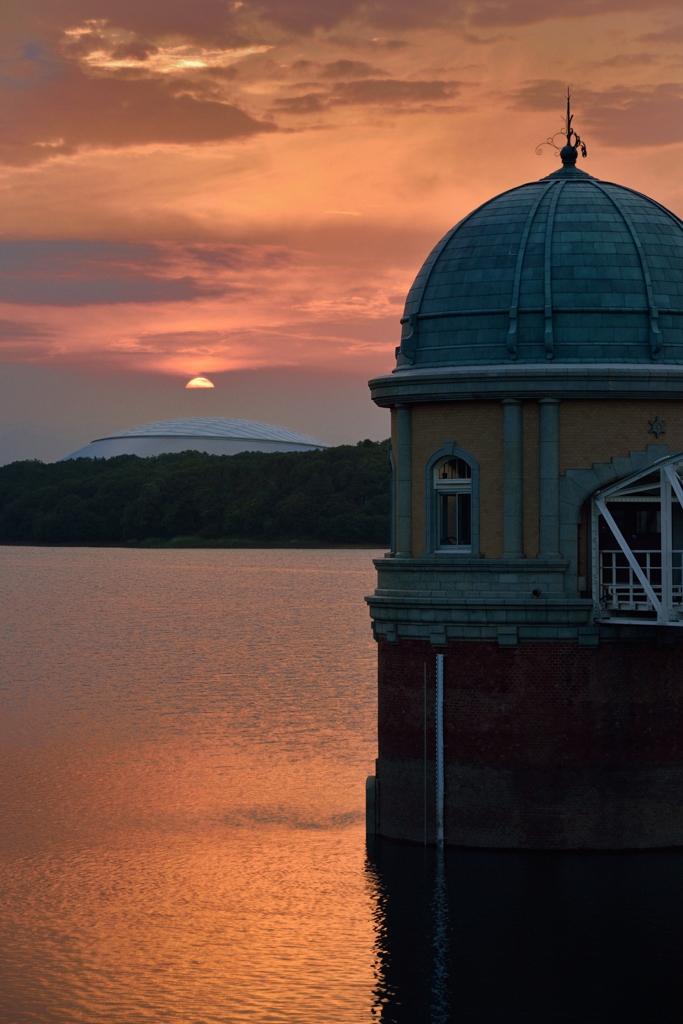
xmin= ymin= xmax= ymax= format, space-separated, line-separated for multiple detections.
xmin=368 ymin=364 xmax=683 ymax=407
xmin=373 ymin=556 xmax=568 ymax=573
xmin=366 ymin=594 xmax=591 ymax=611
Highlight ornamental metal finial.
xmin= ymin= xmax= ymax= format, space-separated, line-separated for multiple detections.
xmin=536 ymin=88 xmax=588 ymax=164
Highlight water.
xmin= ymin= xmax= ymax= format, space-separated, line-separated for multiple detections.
xmin=3 ymin=547 xmax=683 ymax=1024
xmin=0 ymin=548 xmax=378 ymax=1023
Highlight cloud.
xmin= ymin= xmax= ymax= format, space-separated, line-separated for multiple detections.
xmin=254 ymin=0 xmax=681 ymax=32
xmin=320 ymin=59 xmax=389 ymax=78
xmin=272 ymin=92 xmax=328 ymax=113
xmin=246 ymin=0 xmax=454 ymax=32
xmin=40 ymin=0 xmax=459 ymax=41
xmin=0 ymin=240 xmax=304 ymax=309
xmin=123 ymin=329 xmax=228 ymax=355
xmin=330 ymin=78 xmax=461 ymax=105
xmin=42 ymin=0 xmax=246 ymax=46
xmin=14 ymin=0 xmax=683 ymax=66
xmin=0 ymin=240 xmax=162 ymax=275
xmin=584 ymin=84 xmax=683 ymax=147
xmin=594 ymin=52 xmax=659 ymax=68
xmin=271 ymin=77 xmax=462 ymax=114
xmin=0 ymin=318 xmax=54 ymax=341
xmin=512 ymin=80 xmax=683 ymax=148
xmin=0 ymin=241 xmax=220 ymax=306
xmin=0 ymin=319 xmax=57 ymax=360
xmin=0 ymin=277 xmax=209 ymax=306
xmin=183 ymin=244 xmax=294 ymax=269
xmin=511 ymin=79 xmax=570 ymax=113
xmin=640 ymin=25 xmax=683 ymax=43
xmin=468 ymin=0 xmax=678 ymax=27
xmin=0 ymin=53 xmax=275 ymax=166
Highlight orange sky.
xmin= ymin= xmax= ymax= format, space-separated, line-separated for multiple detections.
xmin=3 ymin=1 xmax=683 ymax=456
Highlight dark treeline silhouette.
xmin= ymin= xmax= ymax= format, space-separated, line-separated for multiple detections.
xmin=0 ymin=440 xmax=391 ymax=546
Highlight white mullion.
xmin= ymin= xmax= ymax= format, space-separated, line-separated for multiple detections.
xmin=665 ymin=464 xmax=683 ymax=510
xmin=661 ymin=469 xmax=673 ymax=621
xmin=596 ymin=497 xmax=663 ymax=616
xmin=592 ymin=499 xmax=602 ymax=620
xmin=665 ymin=465 xmax=683 ymax=620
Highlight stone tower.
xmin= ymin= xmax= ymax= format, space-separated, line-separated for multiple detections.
xmin=366 ymin=113 xmax=683 ymax=849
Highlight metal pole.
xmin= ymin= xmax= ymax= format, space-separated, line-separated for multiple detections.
xmin=436 ymin=653 xmax=444 ymax=848
xmin=660 ymin=469 xmax=672 ymax=622
xmin=424 ymin=662 xmax=427 ymax=847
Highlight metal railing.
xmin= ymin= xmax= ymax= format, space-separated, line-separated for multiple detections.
xmin=600 ymin=549 xmax=683 ymax=613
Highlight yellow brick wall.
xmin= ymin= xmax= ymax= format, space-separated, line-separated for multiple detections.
xmin=390 ymin=398 xmax=683 ymax=560
xmin=560 ymin=400 xmax=683 ymax=474
xmin=410 ymin=402 xmax=504 ymax=558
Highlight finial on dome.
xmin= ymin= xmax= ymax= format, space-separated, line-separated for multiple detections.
xmin=536 ymin=88 xmax=588 ymax=165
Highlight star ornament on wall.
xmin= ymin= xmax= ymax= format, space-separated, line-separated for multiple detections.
xmin=648 ymin=416 xmax=666 ymax=438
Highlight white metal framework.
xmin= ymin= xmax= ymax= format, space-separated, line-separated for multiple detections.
xmin=592 ymin=453 xmax=683 ymax=626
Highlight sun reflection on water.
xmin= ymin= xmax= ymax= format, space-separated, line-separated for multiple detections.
xmin=0 ymin=547 xmax=380 ymax=1023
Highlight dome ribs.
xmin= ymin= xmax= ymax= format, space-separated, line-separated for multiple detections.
xmin=507 ymin=181 xmax=553 ymax=360
xmin=544 ymin=181 xmax=566 ymax=361
xmin=590 ymin=181 xmax=662 ymax=359
xmin=398 ymin=173 xmax=683 ymax=368
xmin=398 ymin=184 xmax=533 ymax=366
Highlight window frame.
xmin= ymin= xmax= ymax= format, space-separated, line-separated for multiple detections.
xmin=425 ymin=443 xmax=480 ymax=556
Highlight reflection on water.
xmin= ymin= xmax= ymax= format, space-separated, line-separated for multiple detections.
xmin=4 ymin=547 xmax=683 ymax=1023
xmin=367 ymin=839 xmax=683 ymax=1023
xmin=0 ymin=547 xmax=381 ymax=1023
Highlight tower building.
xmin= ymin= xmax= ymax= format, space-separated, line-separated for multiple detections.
xmin=366 ymin=101 xmax=683 ymax=848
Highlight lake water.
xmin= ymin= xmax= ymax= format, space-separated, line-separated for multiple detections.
xmin=3 ymin=547 xmax=683 ymax=1024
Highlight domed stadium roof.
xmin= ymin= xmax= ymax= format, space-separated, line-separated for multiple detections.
xmin=396 ymin=162 xmax=683 ymax=369
xmin=62 ymin=417 xmax=328 ymax=460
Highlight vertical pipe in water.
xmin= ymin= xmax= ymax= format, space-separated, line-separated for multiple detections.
xmin=424 ymin=662 xmax=427 ymax=847
xmin=436 ymin=653 xmax=444 ymax=848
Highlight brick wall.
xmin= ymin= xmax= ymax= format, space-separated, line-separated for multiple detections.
xmin=390 ymin=399 xmax=683 ymax=560
xmin=560 ymin=399 xmax=682 ymax=473
xmin=377 ymin=637 xmax=683 ymax=848
xmin=410 ymin=401 xmax=504 ymax=557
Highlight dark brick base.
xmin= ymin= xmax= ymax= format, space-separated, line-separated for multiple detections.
xmin=377 ymin=638 xmax=683 ymax=848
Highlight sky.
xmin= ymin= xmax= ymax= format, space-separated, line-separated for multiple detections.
xmin=4 ymin=0 xmax=683 ymax=461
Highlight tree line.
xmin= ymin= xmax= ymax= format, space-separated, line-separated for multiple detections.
xmin=0 ymin=440 xmax=391 ymax=546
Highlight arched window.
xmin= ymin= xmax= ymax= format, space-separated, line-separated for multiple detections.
xmin=435 ymin=457 xmax=472 ymax=550
xmin=424 ymin=444 xmax=479 ymax=555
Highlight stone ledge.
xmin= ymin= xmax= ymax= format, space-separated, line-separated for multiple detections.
xmin=367 ymin=594 xmax=591 ymax=611
xmin=374 ymin=556 xmax=569 ymax=574
xmin=369 ymin=363 xmax=683 ymax=407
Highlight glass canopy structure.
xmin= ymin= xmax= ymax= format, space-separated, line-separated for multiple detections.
xmin=593 ymin=453 xmax=683 ymax=626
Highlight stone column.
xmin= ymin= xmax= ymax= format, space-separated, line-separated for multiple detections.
xmin=502 ymin=399 xmax=524 ymax=558
xmin=396 ymin=405 xmax=412 ymax=558
xmin=538 ymin=398 xmax=561 ymax=558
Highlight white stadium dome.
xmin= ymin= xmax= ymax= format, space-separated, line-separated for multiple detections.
xmin=62 ymin=417 xmax=329 ymax=460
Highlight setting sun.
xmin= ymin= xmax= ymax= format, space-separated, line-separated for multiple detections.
xmin=185 ymin=377 xmax=215 ymax=389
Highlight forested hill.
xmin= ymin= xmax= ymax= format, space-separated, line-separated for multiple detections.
xmin=0 ymin=440 xmax=391 ymax=547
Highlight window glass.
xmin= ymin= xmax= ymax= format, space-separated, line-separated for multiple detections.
xmin=439 ymin=493 xmax=472 ymax=547
xmin=435 ymin=456 xmax=472 ymax=551
xmin=437 ymin=457 xmax=471 ymax=481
